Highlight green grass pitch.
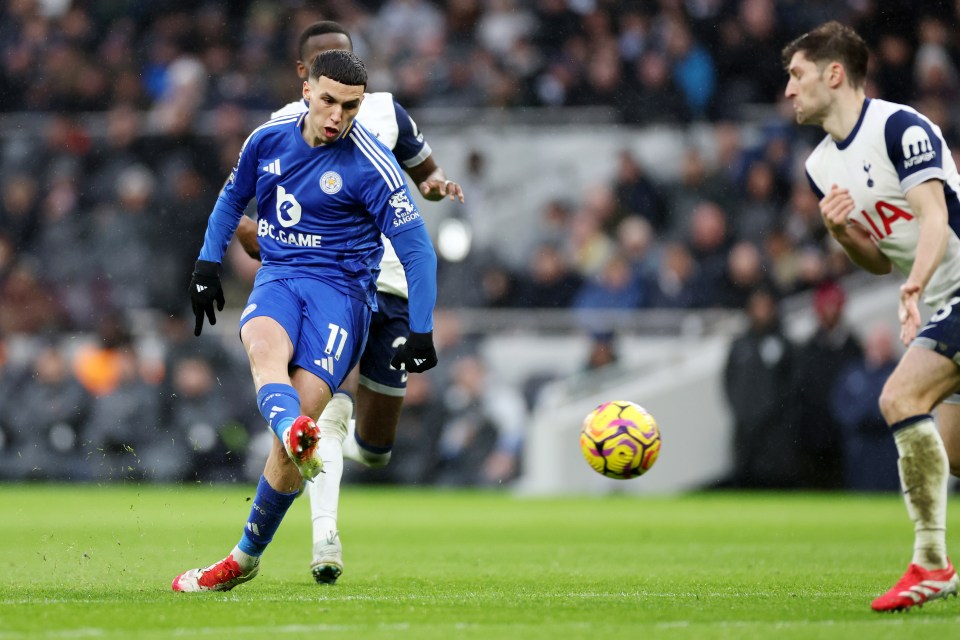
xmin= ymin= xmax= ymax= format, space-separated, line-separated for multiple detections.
xmin=2 ymin=485 xmax=959 ymax=639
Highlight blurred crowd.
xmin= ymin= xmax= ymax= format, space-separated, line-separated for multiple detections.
xmin=720 ymin=281 xmax=901 ymax=492
xmin=2 ymin=0 xmax=959 ymax=485
xmin=3 ymin=0 xmax=958 ymax=120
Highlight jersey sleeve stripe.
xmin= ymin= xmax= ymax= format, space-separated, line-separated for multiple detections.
xmin=402 ymin=142 xmax=432 ymax=168
xmin=353 ymin=126 xmax=404 ymax=187
xmin=350 ymin=132 xmax=403 ymax=191
xmin=902 ymin=166 xmax=946 ymax=193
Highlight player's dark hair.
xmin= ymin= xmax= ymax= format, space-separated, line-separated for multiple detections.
xmin=781 ymin=21 xmax=869 ymax=88
xmin=298 ymin=21 xmax=353 ymax=60
xmin=310 ymin=49 xmax=367 ymax=87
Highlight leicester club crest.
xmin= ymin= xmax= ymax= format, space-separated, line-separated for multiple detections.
xmin=320 ymin=171 xmax=343 ymax=194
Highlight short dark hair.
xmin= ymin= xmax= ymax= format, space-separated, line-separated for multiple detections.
xmin=309 ymin=49 xmax=367 ymax=87
xmin=781 ymin=21 xmax=869 ymax=88
xmin=298 ymin=21 xmax=352 ymax=61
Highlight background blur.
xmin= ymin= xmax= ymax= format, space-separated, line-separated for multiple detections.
xmin=0 ymin=0 xmax=954 ymax=492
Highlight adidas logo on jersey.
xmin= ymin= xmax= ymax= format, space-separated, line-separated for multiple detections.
xmin=263 ymin=159 xmax=282 ymax=175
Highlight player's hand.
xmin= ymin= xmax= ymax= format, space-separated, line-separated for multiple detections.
xmin=189 ymin=260 xmax=225 ymax=336
xmin=898 ymin=282 xmax=922 ymax=346
xmin=390 ymin=331 xmax=438 ymax=373
xmin=819 ymin=185 xmax=856 ymax=237
xmin=419 ymin=177 xmax=465 ymax=203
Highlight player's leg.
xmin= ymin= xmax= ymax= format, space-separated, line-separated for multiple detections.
xmin=936 ymin=401 xmax=960 ymax=477
xmin=173 ymin=283 xmax=322 ymax=592
xmin=296 ymin=366 xmax=353 ymax=583
xmin=343 ymin=292 xmax=409 ymax=468
xmin=353 ymin=384 xmax=404 ymax=460
xmin=294 ymin=281 xmax=371 ymax=584
xmin=871 ymin=345 xmax=960 ymax=611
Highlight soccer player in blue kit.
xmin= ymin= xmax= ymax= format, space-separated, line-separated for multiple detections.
xmin=235 ymin=21 xmax=463 ymax=585
xmin=172 ymin=49 xmax=438 ymax=592
xmin=784 ymin=21 xmax=960 ymax=611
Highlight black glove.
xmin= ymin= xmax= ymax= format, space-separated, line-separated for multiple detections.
xmin=189 ymin=260 xmax=225 ymax=336
xmin=390 ymin=331 xmax=438 ymax=373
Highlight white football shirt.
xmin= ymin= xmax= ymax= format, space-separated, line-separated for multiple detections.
xmin=270 ymin=93 xmax=432 ymax=299
xmin=805 ymin=98 xmax=960 ymax=309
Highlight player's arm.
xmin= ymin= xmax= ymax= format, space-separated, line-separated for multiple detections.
xmin=389 ymin=222 xmax=439 ymax=373
xmin=391 ymin=99 xmax=464 ymax=203
xmin=903 ymin=179 xmax=949 ymax=292
xmin=190 ymin=141 xmax=258 ymax=335
xmin=236 ymin=216 xmax=261 ymax=261
xmin=899 ymin=179 xmax=949 ymax=344
xmin=818 ymin=183 xmax=892 ymax=275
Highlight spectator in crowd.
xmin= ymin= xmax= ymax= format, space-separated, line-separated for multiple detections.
xmin=649 ymin=241 xmax=706 ymax=309
xmin=619 ymin=50 xmax=691 ymax=125
xmin=665 ymin=147 xmax=737 ymax=240
xmin=721 ymin=287 xmax=799 ymax=488
xmin=830 ymin=322 xmax=901 ymax=492
xmin=515 ymin=243 xmax=583 ymax=309
xmin=716 ymin=240 xmax=778 ymax=309
xmin=5 ymin=342 xmax=91 ymax=480
xmin=573 ymin=253 xmax=650 ymax=327
xmin=0 ymin=173 xmax=40 ymax=252
xmin=685 ymin=201 xmax=732 ymax=304
xmin=435 ymin=355 xmax=527 ymax=486
xmin=0 ymin=331 xmax=28 ymax=480
xmin=83 ymin=344 xmax=162 ymax=482
xmin=791 ymin=281 xmax=863 ymax=490
xmin=611 ymin=150 xmax=668 ymax=233
xmin=72 ymin=312 xmax=136 ymax=398
xmin=164 ymin=355 xmax=246 ymax=483
xmin=0 ymin=262 xmax=66 ymax=336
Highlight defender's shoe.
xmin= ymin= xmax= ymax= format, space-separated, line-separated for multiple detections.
xmin=871 ymin=562 xmax=959 ymax=612
xmin=310 ymin=530 xmax=343 ymax=584
xmin=172 ymin=554 xmax=260 ymax=592
xmin=284 ymin=415 xmax=323 ymax=481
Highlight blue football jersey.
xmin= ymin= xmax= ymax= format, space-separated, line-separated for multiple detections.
xmin=201 ymin=112 xmax=426 ymax=309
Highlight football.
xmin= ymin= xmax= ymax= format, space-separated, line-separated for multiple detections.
xmin=580 ymin=400 xmax=661 ymax=480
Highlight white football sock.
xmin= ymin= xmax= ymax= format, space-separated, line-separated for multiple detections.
xmin=893 ymin=417 xmax=949 ymax=570
xmin=342 ymin=418 xmax=392 ymax=468
xmin=308 ymin=393 xmax=352 ymax=542
xmin=230 ymin=545 xmax=259 ymax=572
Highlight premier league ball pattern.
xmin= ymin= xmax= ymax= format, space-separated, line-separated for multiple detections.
xmin=580 ymin=400 xmax=661 ymax=480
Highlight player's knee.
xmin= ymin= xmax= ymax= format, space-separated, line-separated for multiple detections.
xmin=878 ymin=384 xmax=914 ymax=425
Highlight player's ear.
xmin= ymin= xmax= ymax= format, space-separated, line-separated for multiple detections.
xmin=296 ymin=61 xmax=308 ymax=80
xmin=302 ymin=80 xmax=311 ymax=102
xmin=826 ymin=61 xmax=844 ymax=89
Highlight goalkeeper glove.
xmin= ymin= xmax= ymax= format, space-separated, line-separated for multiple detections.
xmin=390 ymin=331 xmax=438 ymax=373
xmin=189 ymin=260 xmax=225 ymax=336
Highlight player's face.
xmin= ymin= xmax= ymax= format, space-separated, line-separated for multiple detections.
xmin=302 ymin=75 xmax=364 ymax=145
xmin=784 ymin=52 xmax=831 ymax=126
xmin=296 ymin=33 xmax=353 ymax=80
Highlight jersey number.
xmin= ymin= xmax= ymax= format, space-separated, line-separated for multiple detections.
xmin=325 ymin=323 xmax=349 ymax=360
xmin=931 ymin=296 xmax=960 ymax=323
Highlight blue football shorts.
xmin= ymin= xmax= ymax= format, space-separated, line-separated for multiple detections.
xmin=913 ymin=288 xmax=960 ymax=404
xmin=358 ymin=291 xmax=410 ymax=397
xmin=239 ymin=277 xmax=371 ymax=394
